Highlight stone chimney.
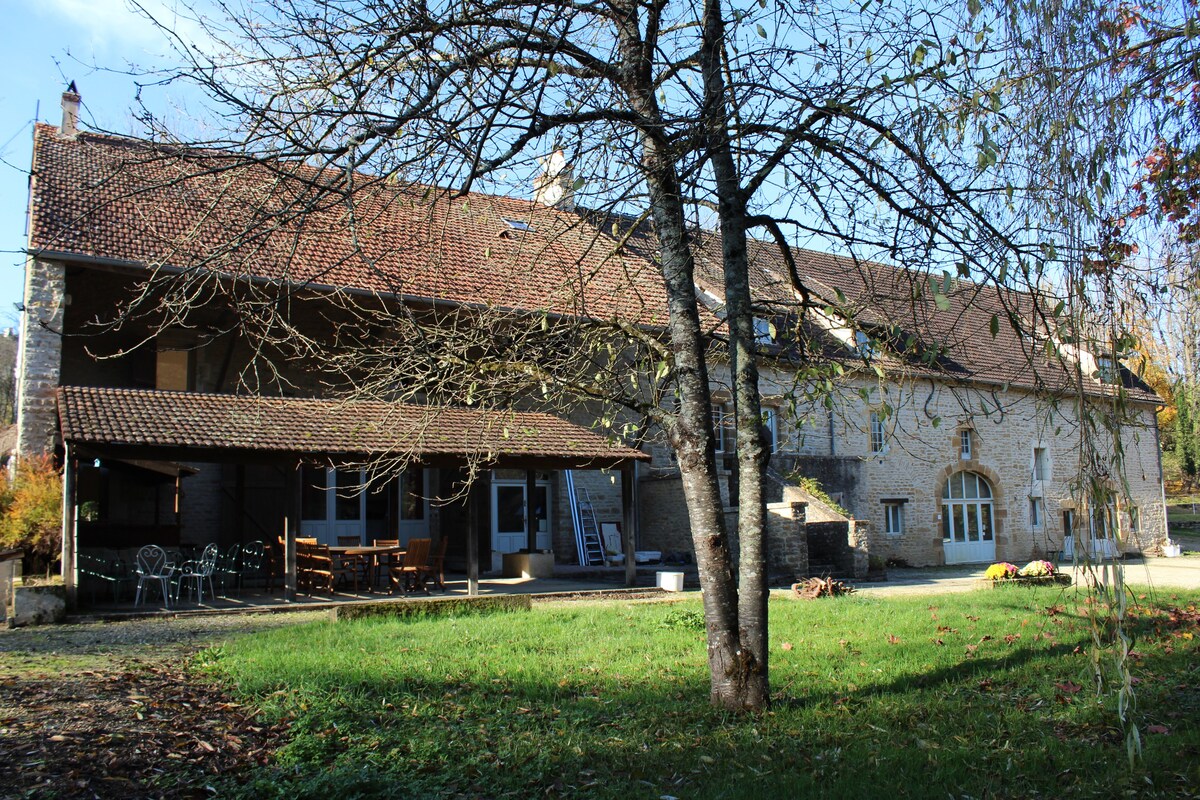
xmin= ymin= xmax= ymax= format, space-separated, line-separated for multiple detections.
xmin=60 ymin=82 xmax=80 ymax=139
xmin=533 ymin=150 xmax=575 ymax=211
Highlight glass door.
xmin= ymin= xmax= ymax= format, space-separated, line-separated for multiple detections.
xmin=491 ymin=480 xmax=553 ymax=553
xmin=492 ymin=484 xmax=527 ymax=554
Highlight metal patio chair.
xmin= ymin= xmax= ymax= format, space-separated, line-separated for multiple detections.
xmin=215 ymin=543 xmax=243 ymax=596
xmin=134 ymin=545 xmax=174 ymax=608
xmin=240 ymin=540 xmax=266 ymax=590
xmin=175 ymin=543 xmax=220 ymax=605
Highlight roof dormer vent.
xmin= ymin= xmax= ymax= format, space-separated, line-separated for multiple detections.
xmin=61 ymin=82 xmax=81 ymax=140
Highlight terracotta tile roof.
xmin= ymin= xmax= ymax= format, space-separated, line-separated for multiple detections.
xmin=690 ymin=232 xmax=1159 ymax=402
xmin=30 ymin=124 xmax=1157 ymax=403
xmin=57 ymin=386 xmax=649 ymax=466
xmin=29 ymin=124 xmax=669 ymax=326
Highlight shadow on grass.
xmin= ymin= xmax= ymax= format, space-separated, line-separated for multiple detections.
xmin=203 ymin=609 xmax=1197 ymax=800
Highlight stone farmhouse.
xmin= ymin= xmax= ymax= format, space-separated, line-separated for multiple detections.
xmin=16 ymin=92 xmax=1169 ymax=601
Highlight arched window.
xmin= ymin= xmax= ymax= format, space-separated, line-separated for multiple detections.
xmin=941 ymin=471 xmax=994 ymax=545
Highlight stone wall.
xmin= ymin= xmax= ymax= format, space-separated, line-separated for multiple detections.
xmin=767 ymin=501 xmax=809 ymax=581
xmin=16 ymin=259 xmax=65 ymax=456
xmin=638 ymin=475 xmax=696 ymax=557
xmin=835 ymin=378 xmax=1167 ymax=566
xmin=639 ymin=475 xmax=811 ymax=579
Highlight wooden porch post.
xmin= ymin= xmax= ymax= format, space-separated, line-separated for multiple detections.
xmin=467 ymin=480 xmax=479 ymax=596
xmin=621 ymin=463 xmax=638 ymax=588
xmin=283 ymin=460 xmax=299 ymax=600
xmin=60 ymin=442 xmax=78 ymax=610
xmin=525 ymin=468 xmax=537 ymax=552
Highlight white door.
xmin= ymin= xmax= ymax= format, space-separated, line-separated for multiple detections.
xmin=491 ymin=482 xmax=552 ymax=553
xmin=395 ymin=468 xmax=431 ymax=546
xmin=493 ymin=484 xmax=527 ymax=554
xmin=941 ymin=471 xmax=997 ymax=565
xmin=300 ymin=467 xmax=430 ymax=546
xmin=300 ymin=465 xmax=332 ymax=544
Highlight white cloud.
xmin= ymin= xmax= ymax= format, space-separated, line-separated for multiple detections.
xmin=39 ymin=0 xmax=208 ymax=55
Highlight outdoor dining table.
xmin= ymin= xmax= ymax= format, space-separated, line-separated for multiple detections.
xmin=328 ymin=544 xmax=406 ymax=592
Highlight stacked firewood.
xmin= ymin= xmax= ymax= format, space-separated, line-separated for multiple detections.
xmin=791 ymin=576 xmax=856 ymax=599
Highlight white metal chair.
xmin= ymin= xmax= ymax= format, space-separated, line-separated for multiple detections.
xmin=216 ymin=543 xmax=243 ymax=596
xmin=175 ymin=543 xmax=220 ymax=605
xmin=240 ymin=540 xmax=266 ymax=589
xmin=134 ymin=545 xmax=174 ymax=608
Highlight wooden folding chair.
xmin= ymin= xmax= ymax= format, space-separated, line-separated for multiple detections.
xmin=372 ymin=539 xmax=400 ymax=588
xmin=296 ymin=541 xmax=335 ymax=594
xmin=334 ymin=535 xmax=368 ymax=591
xmin=389 ymin=538 xmax=431 ymax=594
xmin=421 ymin=536 xmax=448 ymax=591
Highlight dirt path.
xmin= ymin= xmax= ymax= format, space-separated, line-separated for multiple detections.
xmin=0 ymin=611 xmax=323 ymax=799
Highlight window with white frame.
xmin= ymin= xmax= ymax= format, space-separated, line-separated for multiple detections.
xmin=869 ymin=411 xmax=886 ymax=453
xmin=1033 ymin=447 xmax=1049 ymax=481
xmin=711 ymin=404 xmax=778 ymax=454
xmin=960 ymin=429 xmax=973 ymax=460
xmin=762 ymin=407 xmax=778 ymax=453
xmin=854 ymin=330 xmax=878 ymax=359
xmin=1092 ymin=502 xmax=1115 ymax=539
xmin=1029 ymin=497 xmax=1044 ymax=529
xmin=1063 ymin=508 xmax=1076 ymax=538
xmin=711 ymin=404 xmax=733 ymax=453
xmin=883 ymin=501 xmax=905 ymax=535
xmin=753 ymin=317 xmax=774 ymax=346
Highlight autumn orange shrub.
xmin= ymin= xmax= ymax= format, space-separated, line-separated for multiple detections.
xmin=0 ymin=455 xmax=63 ymax=575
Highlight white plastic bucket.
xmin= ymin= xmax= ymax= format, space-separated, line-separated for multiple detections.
xmin=657 ymin=571 xmax=685 ymax=592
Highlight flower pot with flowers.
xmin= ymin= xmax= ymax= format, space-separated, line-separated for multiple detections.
xmin=979 ymin=559 xmax=1071 ymax=588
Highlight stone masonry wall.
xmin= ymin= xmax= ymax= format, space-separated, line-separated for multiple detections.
xmin=838 ymin=378 xmax=1167 ymax=566
xmin=16 ymin=259 xmax=65 ymax=456
xmin=767 ymin=501 xmax=809 ymax=581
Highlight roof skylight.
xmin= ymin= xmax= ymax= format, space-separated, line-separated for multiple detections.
xmin=503 ymin=218 xmax=533 ymax=232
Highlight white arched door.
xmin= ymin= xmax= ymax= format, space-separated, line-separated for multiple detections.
xmin=941 ymin=471 xmax=997 ymax=564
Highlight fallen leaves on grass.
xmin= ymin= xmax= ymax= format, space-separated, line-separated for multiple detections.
xmin=0 ymin=658 xmax=285 ymax=799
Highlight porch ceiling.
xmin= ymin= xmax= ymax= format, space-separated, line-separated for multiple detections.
xmin=57 ymin=386 xmax=649 ymax=470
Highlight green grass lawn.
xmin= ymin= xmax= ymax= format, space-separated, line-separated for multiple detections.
xmin=201 ymin=588 xmax=1200 ymax=799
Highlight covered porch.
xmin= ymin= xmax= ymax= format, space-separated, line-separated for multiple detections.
xmin=56 ymin=386 xmax=649 ymax=609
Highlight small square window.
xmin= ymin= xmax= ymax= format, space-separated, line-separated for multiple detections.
xmin=869 ymin=411 xmax=886 ymax=454
xmin=960 ymin=429 xmax=973 ymax=460
xmin=883 ymin=502 xmax=904 ymax=535
xmin=1030 ymin=497 xmax=1044 ymax=529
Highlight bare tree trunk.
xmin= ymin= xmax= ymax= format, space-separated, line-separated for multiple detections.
xmin=614 ymin=4 xmax=755 ymax=710
xmin=700 ymin=0 xmax=770 ymax=710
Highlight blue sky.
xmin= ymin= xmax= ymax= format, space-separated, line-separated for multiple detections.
xmin=0 ymin=0 xmax=202 ymax=325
